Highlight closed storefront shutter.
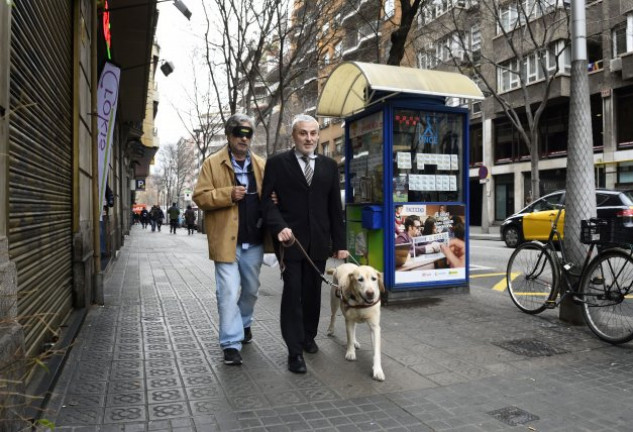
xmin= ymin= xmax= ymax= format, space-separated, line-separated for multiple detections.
xmin=8 ymin=1 xmax=74 ymax=357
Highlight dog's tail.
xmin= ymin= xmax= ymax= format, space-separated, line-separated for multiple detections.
xmin=326 ymin=268 xmax=335 ymax=275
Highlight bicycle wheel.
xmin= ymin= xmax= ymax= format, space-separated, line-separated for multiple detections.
xmin=507 ymin=241 xmax=558 ymax=314
xmin=580 ymin=248 xmax=633 ymax=344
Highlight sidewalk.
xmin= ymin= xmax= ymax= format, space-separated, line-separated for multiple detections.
xmin=42 ymin=226 xmax=633 ymax=431
xmin=468 ymin=225 xmax=500 ymax=241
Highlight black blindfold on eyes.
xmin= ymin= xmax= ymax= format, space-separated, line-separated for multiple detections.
xmin=231 ymin=126 xmax=254 ymax=139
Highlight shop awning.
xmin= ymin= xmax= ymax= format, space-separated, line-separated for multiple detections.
xmin=316 ymin=62 xmax=484 ymax=118
xmin=109 ymin=0 xmax=158 ymax=123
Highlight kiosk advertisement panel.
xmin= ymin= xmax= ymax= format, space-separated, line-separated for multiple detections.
xmin=394 ymin=204 xmax=466 ymax=284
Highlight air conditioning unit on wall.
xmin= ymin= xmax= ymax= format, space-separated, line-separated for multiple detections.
xmin=611 ymin=57 xmax=623 ymax=72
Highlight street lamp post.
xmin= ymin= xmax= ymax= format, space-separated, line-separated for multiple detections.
xmin=192 ymin=127 xmax=205 ymax=234
xmin=562 ymin=0 xmax=596 ymax=324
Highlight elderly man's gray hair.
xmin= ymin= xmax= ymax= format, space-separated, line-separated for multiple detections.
xmin=291 ymin=114 xmax=318 ymax=131
xmin=225 ymin=113 xmax=255 ymax=135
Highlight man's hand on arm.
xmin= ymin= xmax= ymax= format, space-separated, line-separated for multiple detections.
xmin=333 ymin=250 xmax=349 ymax=260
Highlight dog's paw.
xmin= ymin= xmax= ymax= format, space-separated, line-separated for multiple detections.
xmin=353 ymin=340 xmax=360 ymax=349
xmin=345 ymin=351 xmax=356 ymax=361
xmin=327 ymin=326 xmax=334 ymax=336
xmin=372 ymin=367 xmax=385 ymax=381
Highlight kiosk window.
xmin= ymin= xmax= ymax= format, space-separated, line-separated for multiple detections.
xmin=393 ymin=109 xmax=464 ymax=202
xmin=348 ymin=111 xmax=384 ymax=203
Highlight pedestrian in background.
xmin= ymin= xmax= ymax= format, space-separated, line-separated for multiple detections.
xmin=149 ymin=204 xmax=158 ymax=232
xmin=151 ymin=204 xmax=164 ymax=232
xmin=193 ymin=113 xmax=270 ymax=366
xmin=167 ymin=202 xmax=180 ymax=234
xmin=140 ymin=206 xmax=149 ymax=229
xmin=184 ymin=205 xmax=196 ymax=235
xmin=261 ymin=114 xmax=348 ymax=375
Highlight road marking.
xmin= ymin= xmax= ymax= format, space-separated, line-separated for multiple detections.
xmin=493 ymin=272 xmax=520 ymax=291
xmin=470 ymin=272 xmax=506 ymax=279
xmin=469 ymin=264 xmax=495 ymax=271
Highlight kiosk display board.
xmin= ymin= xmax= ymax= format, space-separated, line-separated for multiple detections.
xmin=348 ymin=111 xmax=384 ymax=204
xmin=392 ymin=109 xmax=464 ymax=202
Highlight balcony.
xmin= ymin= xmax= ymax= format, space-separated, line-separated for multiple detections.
xmin=622 ymin=51 xmax=633 ymax=80
xmin=342 ymin=21 xmax=381 ymax=56
xmin=341 ymin=0 xmax=380 ymax=25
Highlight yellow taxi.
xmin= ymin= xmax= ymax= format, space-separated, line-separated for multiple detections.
xmin=500 ymin=189 xmax=633 ymax=247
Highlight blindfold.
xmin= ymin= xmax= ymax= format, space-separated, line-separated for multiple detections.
xmin=231 ymin=126 xmax=254 ymax=139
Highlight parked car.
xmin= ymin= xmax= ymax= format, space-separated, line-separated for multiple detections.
xmin=500 ymin=189 xmax=633 ymax=248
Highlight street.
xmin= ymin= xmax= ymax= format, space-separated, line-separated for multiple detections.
xmin=469 ymin=239 xmax=514 ymax=293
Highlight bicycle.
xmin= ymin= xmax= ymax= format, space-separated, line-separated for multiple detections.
xmin=506 ymin=205 xmax=633 ymax=344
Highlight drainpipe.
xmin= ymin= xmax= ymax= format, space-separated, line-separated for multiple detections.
xmin=92 ymin=3 xmax=103 ymax=304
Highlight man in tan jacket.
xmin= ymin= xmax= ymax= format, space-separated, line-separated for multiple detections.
xmin=193 ymin=113 xmax=267 ymax=366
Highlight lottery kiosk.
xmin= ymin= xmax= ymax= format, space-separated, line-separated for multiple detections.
xmin=316 ymin=62 xmax=484 ymax=301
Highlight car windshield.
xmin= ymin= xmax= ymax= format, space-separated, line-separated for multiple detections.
xmin=528 ymin=193 xmax=563 ymax=212
xmin=620 ymin=191 xmax=633 ymax=205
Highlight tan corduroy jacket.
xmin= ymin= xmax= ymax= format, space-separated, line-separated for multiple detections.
xmin=193 ymin=145 xmax=271 ymax=262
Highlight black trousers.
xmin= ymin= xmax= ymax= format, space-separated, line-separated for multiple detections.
xmin=280 ymin=258 xmax=326 ymax=356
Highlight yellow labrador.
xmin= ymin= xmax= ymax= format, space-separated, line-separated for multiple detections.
xmin=327 ymin=263 xmax=385 ymax=381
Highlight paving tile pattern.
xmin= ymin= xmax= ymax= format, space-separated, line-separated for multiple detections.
xmin=41 ymin=227 xmax=633 ymax=431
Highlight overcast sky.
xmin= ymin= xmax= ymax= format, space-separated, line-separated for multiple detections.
xmin=154 ymin=0 xmax=208 ymax=146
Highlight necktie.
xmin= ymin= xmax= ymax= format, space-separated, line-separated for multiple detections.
xmin=302 ymin=156 xmax=313 ymax=185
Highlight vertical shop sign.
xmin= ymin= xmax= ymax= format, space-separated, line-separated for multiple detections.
xmin=97 ymin=62 xmax=120 ymax=220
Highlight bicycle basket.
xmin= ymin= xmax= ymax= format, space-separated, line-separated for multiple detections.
xmin=580 ymin=218 xmax=633 ymax=245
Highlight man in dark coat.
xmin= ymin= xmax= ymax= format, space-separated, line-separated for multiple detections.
xmin=261 ymin=114 xmax=348 ymax=374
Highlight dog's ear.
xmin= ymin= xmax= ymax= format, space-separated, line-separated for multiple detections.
xmin=326 ymin=268 xmax=335 ymax=275
xmin=377 ymin=271 xmax=385 ymax=293
xmin=346 ymin=272 xmax=356 ymax=291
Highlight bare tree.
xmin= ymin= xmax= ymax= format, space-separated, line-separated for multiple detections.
xmin=197 ymin=0 xmax=348 ymax=156
xmin=387 ymin=0 xmax=426 ymax=65
xmin=156 ymin=139 xmax=196 ymax=206
xmin=418 ymin=0 xmax=570 ymax=200
xmin=176 ymin=56 xmax=225 ymax=165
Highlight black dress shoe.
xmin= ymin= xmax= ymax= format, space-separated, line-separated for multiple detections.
xmin=288 ymin=354 xmax=307 ymax=374
xmin=303 ymin=339 xmax=319 ymax=354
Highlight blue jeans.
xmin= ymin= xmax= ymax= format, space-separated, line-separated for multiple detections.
xmin=214 ymin=244 xmax=263 ymax=350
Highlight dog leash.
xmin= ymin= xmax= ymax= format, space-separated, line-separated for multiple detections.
xmin=279 ymin=235 xmax=338 ymax=289
xmin=280 ymin=235 xmax=379 ymax=309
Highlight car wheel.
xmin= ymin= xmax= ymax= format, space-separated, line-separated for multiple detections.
xmin=503 ymin=226 xmax=521 ymax=248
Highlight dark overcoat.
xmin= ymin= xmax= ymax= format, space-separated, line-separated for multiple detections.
xmin=261 ymin=149 xmax=346 ymax=261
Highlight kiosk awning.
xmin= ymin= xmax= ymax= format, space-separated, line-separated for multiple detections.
xmin=316 ymin=62 xmax=484 ymax=118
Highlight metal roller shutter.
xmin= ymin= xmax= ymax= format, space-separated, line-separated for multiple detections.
xmin=8 ymin=1 xmax=74 ymax=357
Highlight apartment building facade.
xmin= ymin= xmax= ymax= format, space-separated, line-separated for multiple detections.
xmin=300 ymin=0 xmax=633 ymax=225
